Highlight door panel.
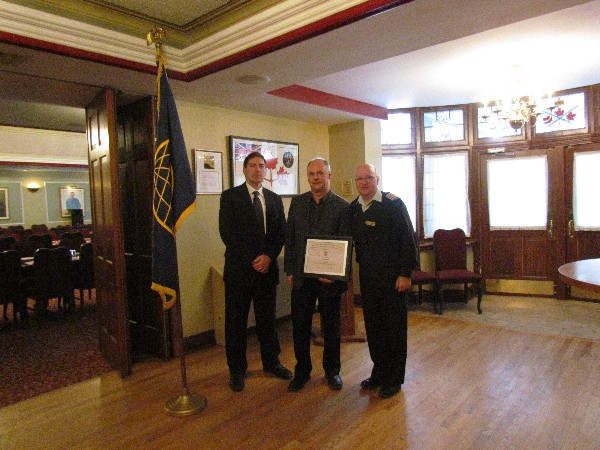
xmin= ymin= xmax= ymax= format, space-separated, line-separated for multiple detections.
xmin=86 ymin=89 xmax=131 ymax=377
xmin=479 ymin=148 xmax=563 ymax=284
xmin=561 ymin=143 xmax=600 ymax=298
xmin=117 ymin=97 xmax=169 ymax=360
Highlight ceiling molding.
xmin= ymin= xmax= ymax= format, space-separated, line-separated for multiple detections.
xmin=0 ymin=0 xmax=408 ymax=78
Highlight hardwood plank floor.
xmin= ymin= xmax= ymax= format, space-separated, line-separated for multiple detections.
xmin=1 ymin=311 xmax=600 ymax=449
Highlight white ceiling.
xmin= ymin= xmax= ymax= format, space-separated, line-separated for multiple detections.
xmin=0 ymin=0 xmax=599 ymax=132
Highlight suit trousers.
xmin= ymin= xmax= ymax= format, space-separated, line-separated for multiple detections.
xmin=359 ymin=274 xmax=408 ymax=387
xmin=291 ymin=278 xmax=341 ymax=378
xmin=224 ymin=278 xmax=281 ymax=376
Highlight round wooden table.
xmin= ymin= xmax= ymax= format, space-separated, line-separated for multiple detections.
xmin=558 ymin=258 xmax=600 ymax=293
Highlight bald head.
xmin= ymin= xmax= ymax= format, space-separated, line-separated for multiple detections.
xmin=354 ymin=164 xmax=379 ymax=202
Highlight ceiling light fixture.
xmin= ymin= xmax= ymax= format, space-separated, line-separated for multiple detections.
xmin=482 ymin=65 xmax=562 ymax=130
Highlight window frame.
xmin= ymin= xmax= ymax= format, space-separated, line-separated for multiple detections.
xmin=420 ymin=105 xmax=470 ymax=150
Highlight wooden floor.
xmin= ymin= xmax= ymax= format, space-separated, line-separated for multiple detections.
xmin=2 ymin=311 xmax=600 ymax=449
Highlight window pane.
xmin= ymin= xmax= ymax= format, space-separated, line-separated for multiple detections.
xmin=381 ymin=112 xmax=412 ymax=145
xmin=487 ymin=156 xmax=547 ymax=229
xmin=423 ymin=153 xmax=470 ymax=237
xmin=382 ymin=155 xmax=416 ymax=227
xmin=423 ymin=109 xmax=464 ymax=143
xmin=536 ymin=92 xmax=586 ymax=133
xmin=574 ymin=151 xmax=600 ymax=230
xmin=477 ymin=105 xmax=522 ymax=139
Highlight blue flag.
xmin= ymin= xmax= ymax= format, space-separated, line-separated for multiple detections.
xmin=151 ymin=58 xmax=196 ymax=310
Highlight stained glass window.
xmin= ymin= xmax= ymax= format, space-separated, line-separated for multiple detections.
xmin=535 ymin=92 xmax=586 ymax=133
xmin=423 ymin=109 xmax=464 ymax=143
xmin=477 ymin=105 xmax=522 ymax=139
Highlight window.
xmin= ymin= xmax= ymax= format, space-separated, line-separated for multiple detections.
xmin=381 ymin=112 xmax=412 ymax=146
xmin=382 ymin=155 xmax=416 ymax=227
xmin=535 ymin=91 xmax=586 ymax=134
xmin=477 ymin=105 xmax=523 ymax=139
xmin=487 ymin=156 xmax=548 ymax=229
xmin=422 ymin=153 xmax=470 ymax=238
xmin=573 ymin=151 xmax=600 ymax=230
xmin=423 ymin=109 xmax=464 ymax=143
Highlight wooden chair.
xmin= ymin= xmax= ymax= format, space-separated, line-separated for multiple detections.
xmin=59 ymin=231 xmax=85 ymax=251
xmin=411 ymin=268 xmax=438 ymax=309
xmin=0 ymin=250 xmax=25 ymax=323
xmin=433 ymin=228 xmax=483 ymax=315
xmin=73 ymin=242 xmax=95 ymax=309
xmin=0 ymin=235 xmax=16 ymax=252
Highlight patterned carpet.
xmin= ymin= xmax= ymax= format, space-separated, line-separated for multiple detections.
xmin=409 ymin=293 xmax=600 ymax=342
xmin=0 ymin=295 xmax=112 ymax=408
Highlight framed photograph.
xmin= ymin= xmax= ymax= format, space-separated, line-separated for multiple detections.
xmin=194 ymin=149 xmax=223 ymax=194
xmin=0 ymin=188 xmax=8 ymax=219
xmin=60 ymin=188 xmax=84 ymax=217
xmin=229 ymin=136 xmax=299 ymax=196
xmin=302 ymin=235 xmax=353 ymax=282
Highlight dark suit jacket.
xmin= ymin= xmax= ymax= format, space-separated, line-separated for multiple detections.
xmin=219 ymin=183 xmax=285 ymax=286
xmin=284 ymin=190 xmax=350 ymax=296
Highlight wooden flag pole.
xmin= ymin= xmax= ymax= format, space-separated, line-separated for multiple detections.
xmin=147 ymin=27 xmax=207 ymax=416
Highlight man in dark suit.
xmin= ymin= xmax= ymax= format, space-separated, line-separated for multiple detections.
xmin=284 ymin=157 xmax=350 ymax=392
xmin=219 ymin=151 xmax=292 ymax=392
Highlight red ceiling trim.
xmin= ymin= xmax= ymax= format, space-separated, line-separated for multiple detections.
xmin=0 ymin=1 xmax=412 ymax=82
xmin=269 ymin=85 xmax=388 ymax=119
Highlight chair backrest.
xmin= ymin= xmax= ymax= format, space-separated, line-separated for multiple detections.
xmin=433 ymin=228 xmax=468 ymax=271
xmin=76 ymin=242 xmax=95 ymax=288
xmin=0 ymin=235 xmax=16 ymax=252
xmin=33 ymin=246 xmax=73 ymax=297
xmin=28 ymin=233 xmax=53 ymax=250
xmin=0 ymin=250 xmax=21 ymax=300
xmin=59 ymin=231 xmax=85 ymax=251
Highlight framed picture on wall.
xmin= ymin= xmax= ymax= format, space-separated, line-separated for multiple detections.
xmin=0 ymin=188 xmax=8 ymax=219
xmin=229 ymin=136 xmax=299 ymax=196
xmin=194 ymin=149 xmax=223 ymax=194
xmin=60 ymin=188 xmax=84 ymax=217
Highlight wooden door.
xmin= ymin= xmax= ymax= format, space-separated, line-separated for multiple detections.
xmin=478 ymin=148 xmax=564 ymax=284
xmin=560 ymin=143 xmax=600 ymax=297
xmin=86 ymin=89 xmax=131 ymax=377
xmin=117 ymin=97 xmax=170 ymax=359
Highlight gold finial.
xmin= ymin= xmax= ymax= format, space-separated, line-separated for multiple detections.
xmin=146 ymin=26 xmax=166 ymax=63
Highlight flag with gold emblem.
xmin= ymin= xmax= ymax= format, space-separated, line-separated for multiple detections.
xmin=151 ymin=57 xmax=196 ymax=310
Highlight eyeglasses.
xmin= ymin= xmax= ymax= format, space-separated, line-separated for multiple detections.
xmin=355 ymin=176 xmax=377 ymax=182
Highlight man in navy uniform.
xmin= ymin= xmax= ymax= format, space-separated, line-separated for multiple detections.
xmin=219 ymin=151 xmax=293 ymax=392
xmin=350 ymin=163 xmax=418 ymax=398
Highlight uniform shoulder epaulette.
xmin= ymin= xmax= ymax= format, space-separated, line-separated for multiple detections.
xmin=385 ymin=193 xmax=398 ymax=201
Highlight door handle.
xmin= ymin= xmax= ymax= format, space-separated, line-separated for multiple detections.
xmin=548 ymin=218 xmax=555 ymax=240
xmin=568 ymin=219 xmax=575 ymax=239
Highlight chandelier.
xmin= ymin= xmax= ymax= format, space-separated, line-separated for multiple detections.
xmin=481 ymin=65 xmax=562 ymax=130
xmin=485 ymin=95 xmax=563 ymax=130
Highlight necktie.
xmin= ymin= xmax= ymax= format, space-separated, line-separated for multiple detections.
xmin=253 ymin=191 xmax=265 ymax=234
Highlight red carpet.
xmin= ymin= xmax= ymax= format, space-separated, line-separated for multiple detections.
xmin=0 ymin=294 xmax=113 ymax=408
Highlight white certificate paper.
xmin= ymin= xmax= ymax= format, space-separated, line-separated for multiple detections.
xmin=303 ymin=238 xmax=349 ymax=278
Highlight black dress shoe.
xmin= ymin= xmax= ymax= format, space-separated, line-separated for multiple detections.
xmin=360 ymin=377 xmax=382 ymax=390
xmin=265 ymin=363 xmax=293 ymax=380
xmin=288 ymin=376 xmax=311 ymax=392
xmin=379 ymin=384 xmax=401 ymax=398
xmin=326 ymin=374 xmax=343 ymax=390
xmin=229 ymin=374 xmax=245 ymax=392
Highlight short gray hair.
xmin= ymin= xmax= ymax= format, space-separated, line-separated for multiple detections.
xmin=307 ymin=157 xmax=331 ymax=172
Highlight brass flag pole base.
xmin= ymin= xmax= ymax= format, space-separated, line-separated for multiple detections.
xmin=165 ymin=388 xmax=207 ymax=417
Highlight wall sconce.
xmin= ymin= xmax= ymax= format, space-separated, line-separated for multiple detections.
xmin=26 ymin=182 xmax=41 ymax=192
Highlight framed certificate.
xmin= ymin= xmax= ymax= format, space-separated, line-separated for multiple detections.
xmin=302 ymin=236 xmax=353 ymax=281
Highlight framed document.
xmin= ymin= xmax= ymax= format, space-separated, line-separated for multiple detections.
xmin=302 ymin=235 xmax=353 ymax=281
xmin=194 ymin=149 xmax=223 ymax=194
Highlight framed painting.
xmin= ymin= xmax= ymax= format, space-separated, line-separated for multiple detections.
xmin=60 ymin=188 xmax=84 ymax=217
xmin=229 ymin=136 xmax=299 ymax=196
xmin=0 ymin=188 xmax=8 ymax=219
xmin=194 ymin=149 xmax=223 ymax=194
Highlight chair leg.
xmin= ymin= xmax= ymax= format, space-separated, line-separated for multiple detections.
xmin=437 ymin=286 xmax=444 ymax=315
xmin=477 ymin=281 xmax=483 ymax=314
xmin=417 ymin=284 xmax=423 ymax=304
